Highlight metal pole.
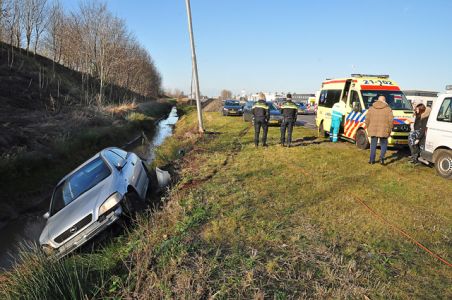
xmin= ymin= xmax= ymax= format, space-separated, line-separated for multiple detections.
xmin=185 ymin=0 xmax=204 ymax=133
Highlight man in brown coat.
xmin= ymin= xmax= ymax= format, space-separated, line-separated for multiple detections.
xmin=364 ymin=95 xmax=394 ymax=165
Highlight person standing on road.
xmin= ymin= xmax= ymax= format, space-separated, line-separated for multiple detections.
xmin=408 ymin=103 xmax=431 ymax=163
xmin=364 ymin=95 xmax=394 ymax=165
xmin=330 ymin=100 xmax=346 ymax=142
xmin=280 ymin=93 xmax=298 ymax=147
xmin=252 ymin=92 xmax=270 ymax=147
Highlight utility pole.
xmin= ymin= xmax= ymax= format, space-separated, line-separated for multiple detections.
xmin=185 ymin=0 xmax=204 ymax=133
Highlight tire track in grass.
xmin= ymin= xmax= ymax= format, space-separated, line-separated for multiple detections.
xmin=180 ymin=124 xmax=251 ymax=190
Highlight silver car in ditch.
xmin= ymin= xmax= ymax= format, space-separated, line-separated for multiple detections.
xmin=39 ymin=147 xmax=150 ymax=258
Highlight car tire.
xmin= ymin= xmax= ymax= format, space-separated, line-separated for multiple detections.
xmin=434 ymin=149 xmax=452 ymax=179
xmin=319 ymin=121 xmax=328 ymax=138
xmin=122 ymin=191 xmax=143 ymax=218
xmin=142 ymin=162 xmax=153 ymax=199
xmin=356 ymin=129 xmax=369 ymax=150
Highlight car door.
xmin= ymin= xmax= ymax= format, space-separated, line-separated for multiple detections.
xmin=430 ymin=97 xmax=452 ymax=151
xmin=243 ymin=102 xmax=253 ymax=121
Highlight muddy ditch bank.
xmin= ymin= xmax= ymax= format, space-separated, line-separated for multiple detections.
xmin=0 ymin=106 xmax=179 ymax=270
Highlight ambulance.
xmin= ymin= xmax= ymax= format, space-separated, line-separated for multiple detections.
xmin=315 ymin=74 xmax=413 ymax=149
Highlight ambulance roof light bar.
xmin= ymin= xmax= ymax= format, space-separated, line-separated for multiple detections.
xmin=351 ymin=74 xmax=390 ymax=79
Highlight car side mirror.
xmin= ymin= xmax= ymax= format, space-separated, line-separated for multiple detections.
xmin=43 ymin=212 xmax=50 ymax=219
xmin=116 ymin=159 xmax=127 ymax=171
xmin=352 ymin=101 xmax=361 ymax=112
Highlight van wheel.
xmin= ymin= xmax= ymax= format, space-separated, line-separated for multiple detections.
xmin=434 ymin=150 xmax=452 ymax=179
xmin=319 ymin=121 xmax=328 ymax=138
xmin=356 ymin=129 xmax=369 ymax=150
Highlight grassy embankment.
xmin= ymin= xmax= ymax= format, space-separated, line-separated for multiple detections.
xmin=0 ymin=41 xmax=174 ymax=222
xmin=1 ymin=106 xmax=451 ymax=299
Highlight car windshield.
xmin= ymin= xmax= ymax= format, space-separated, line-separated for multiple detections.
xmin=267 ymin=102 xmax=277 ymax=110
xmin=50 ymin=157 xmax=111 ymax=215
xmin=225 ymin=100 xmax=240 ymax=106
xmin=361 ymin=90 xmax=412 ymax=110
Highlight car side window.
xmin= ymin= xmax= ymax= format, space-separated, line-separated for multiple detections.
xmin=104 ymin=150 xmax=123 ymax=167
xmin=111 ymin=148 xmax=128 ymax=159
xmin=437 ymin=98 xmax=451 ymax=123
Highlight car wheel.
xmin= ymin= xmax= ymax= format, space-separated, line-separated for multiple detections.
xmin=319 ymin=121 xmax=328 ymax=138
xmin=434 ymin=149 xmax=452 ymax=179
xmin=122 ymin=191 xmax=143 ymax=218
xmin=356 ymin=129 xmax=369 ymax=150
xmin=142 ymin=162 xmax=153 ymax=198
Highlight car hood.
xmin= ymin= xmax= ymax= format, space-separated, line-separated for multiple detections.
xmin=40 ymin=175 xmax=117 ymax=246
xmin=270 ymin=110 xmax=281 ymax=115
xmin=224 ymin=105 xmax=242 ymax=109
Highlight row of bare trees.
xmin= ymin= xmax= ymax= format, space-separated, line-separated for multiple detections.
xmin=0 ymin=0 xmax=161 ymax=103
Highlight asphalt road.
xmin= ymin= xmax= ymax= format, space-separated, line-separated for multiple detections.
xmin=296 ymin=113 xmax=317 ymax=129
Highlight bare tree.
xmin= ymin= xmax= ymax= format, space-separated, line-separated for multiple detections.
xmin=3 ymin=0 xmax=22 ymax=47
xmin=0 ymin=0 xmax=4 ymax=40
xmin=2 ymin=0 xmax=163 ymax=104
xmin=220 ymin=89 xmax=233 ymax=100
xmin=32 ymin=0 xmax=48 ymax=54
xmin=44 ymin=0 xmax=63 ymax=62
xmin=22 ymin=0 xmax=34 ymax=52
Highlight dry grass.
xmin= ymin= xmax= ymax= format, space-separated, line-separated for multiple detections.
xmin=104 ymin=101 xmax=138 ymax=115
xmin=2 ymin=107 xmax=450 ymax=299
xmin=119 ymin=110 xmax=451 ymax=299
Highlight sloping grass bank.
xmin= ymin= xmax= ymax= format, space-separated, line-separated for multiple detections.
xmin=1 ymin=107 xmax=450 ymax=299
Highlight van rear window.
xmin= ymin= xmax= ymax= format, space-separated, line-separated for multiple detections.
xmin=318 ymin=90 xmax=341 ymax=108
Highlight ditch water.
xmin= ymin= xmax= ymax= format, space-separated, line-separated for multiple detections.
xmin=0 ymin=106 xmax=179 ymax=271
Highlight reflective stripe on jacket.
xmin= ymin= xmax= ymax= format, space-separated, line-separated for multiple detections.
xmin=281 ymin=101 xmax=298 ymax=119
xmin=252 ymin=101 xmax=270 ymax=119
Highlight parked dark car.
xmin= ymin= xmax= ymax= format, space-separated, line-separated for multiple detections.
xmin=242 ymin=101 xmax=283 ymax=125
xmin=222 ymin=100 xmax=243 ymax=116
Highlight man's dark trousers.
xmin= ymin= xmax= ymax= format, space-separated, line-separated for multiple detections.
xmin=254 ymin=118 xmax=268 ymax=146
xmin=280 ymin=118 xmax=295 ymax=145
xmin=370 ymin=136 xmax=388 ymax=162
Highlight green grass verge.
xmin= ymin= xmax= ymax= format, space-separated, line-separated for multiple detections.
xmin=1 ymin=108 xmax=450 ymax=299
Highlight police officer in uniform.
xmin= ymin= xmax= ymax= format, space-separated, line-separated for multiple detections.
xmin=280 ymin=93 xmax=298 ymax=147
xmin=252 ymin=92 xmax=270 ymax=147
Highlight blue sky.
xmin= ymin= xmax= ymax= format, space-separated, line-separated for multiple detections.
xmin=63 ymin=0 xmax=452 ymax=97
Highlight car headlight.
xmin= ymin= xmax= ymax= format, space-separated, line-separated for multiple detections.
xmin=99 ymin=193 xmax=122 ymax=216
xmin=42 ymin=244 xmax=54 ymax=256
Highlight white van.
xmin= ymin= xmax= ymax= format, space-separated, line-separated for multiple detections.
xmin=420 ymin=85 xmax=452 ymax=179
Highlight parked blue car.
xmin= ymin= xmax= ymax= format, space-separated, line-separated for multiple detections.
xmin=222 ymin=100 xmax=243 ymax=116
